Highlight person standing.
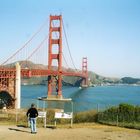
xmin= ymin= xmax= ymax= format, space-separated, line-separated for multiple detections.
xmin=26 ymin=103 xmax=38 ymax=134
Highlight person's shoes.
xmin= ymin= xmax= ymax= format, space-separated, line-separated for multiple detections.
xmin=31 ymin=132 xmax=37 ymax=134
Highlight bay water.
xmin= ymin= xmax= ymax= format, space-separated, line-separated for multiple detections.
xmin=21 ymin=85 xmax=140 ymax=112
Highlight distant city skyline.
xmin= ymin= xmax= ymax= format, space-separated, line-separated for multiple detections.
xmin=0 ymin=0 xmax=140 ymax=78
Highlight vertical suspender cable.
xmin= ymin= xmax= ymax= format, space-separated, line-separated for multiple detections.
xmin=1 ymin=18 xmax=48 ymax=65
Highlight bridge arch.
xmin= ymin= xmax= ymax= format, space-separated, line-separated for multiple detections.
xmin=0 ymin=90 xmax=15 ymax=109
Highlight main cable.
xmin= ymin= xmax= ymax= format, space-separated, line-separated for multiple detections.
xmin=1 ymin=18 xmax=48 ymax=65
xmin=62 ymin=19 xmax=78 ymax=71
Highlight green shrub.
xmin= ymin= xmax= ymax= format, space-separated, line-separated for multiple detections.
xmin=135 ymin=106 xmax=140 ymax=122
xmin=97 ymin=103 xmax=140 ymax=129
xmin=98 ymin=106 xmax=118 ymax=123
xmin=118 ymin=103 xmax=135 ymax=122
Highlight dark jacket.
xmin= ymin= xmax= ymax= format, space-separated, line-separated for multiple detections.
xmin=26 ymin=107 xmax=38 ymax=118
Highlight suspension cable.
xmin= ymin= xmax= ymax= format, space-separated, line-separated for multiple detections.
xmin=1 ymin=18 xmax=48 ymax=65
xmin=26 ymin=35 xmax=48 ymax=61
xmin=62 ymin=19 xmax=78 ymax=71
xmin=62 ymin=53 xmax=69 ymax=68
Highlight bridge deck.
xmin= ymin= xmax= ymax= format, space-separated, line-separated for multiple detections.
xmin=0 ymin=68 xmax=87 ymax=78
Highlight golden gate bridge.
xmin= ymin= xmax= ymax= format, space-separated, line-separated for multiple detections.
xmin=0 ymin=15 xmax=88 ymax=109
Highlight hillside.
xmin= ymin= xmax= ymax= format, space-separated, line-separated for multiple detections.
xmin=121 ymin=77 xmax=140 ymax=85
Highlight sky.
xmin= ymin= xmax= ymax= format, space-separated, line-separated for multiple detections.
xmin=0 ymin=0 xmax=140 ymax=78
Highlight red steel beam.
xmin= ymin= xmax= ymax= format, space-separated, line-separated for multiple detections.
xmin=0 ymin=68 xmax=86 ymax=78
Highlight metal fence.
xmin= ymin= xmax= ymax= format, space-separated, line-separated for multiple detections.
xmin=0 ymin=103 xmax=140 ymax=129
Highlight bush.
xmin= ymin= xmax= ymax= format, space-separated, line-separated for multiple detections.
xmin=74 ymin=110 xmax=97 ymax=123
xmin=98 ymin=106 xmax=118 ymax=123
xmin=97 ymin=103 xmax=140 ymax=129
xmin=118 ymin=103 xmax=135 ymax=122
xmin=135 ymin=106 xmax=140 ymax=122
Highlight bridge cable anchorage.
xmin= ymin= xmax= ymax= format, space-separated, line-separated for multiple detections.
xmin=62 ymin=19 xmax=78 ymax=72
xmin=1 ymin=18 xmax=48 ymax=65
xmin=52 ymin=21 xmax=69 ymax=68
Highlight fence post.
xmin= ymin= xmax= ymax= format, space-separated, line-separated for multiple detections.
xmin=16 ymin=110 xmax=18 ymax=124
xmin=133 ymin=109 xmax=135 ymax=126
xmin=43 ymin=101 xmax=45 ymax=111
xmin=97 ymin=104 xmax=99 ymax=113
xmin=116 ymin=115 xmax=118 ymax=126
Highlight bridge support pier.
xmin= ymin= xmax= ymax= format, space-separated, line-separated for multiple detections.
xmin=15 ymin=63 xmax=21 ymax=109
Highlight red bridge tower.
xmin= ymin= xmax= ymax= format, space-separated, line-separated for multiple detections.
xmin=82 ymin=57 xmax=88 ymax=87
xmin=47 ymin=15 xmax=63 ymax=98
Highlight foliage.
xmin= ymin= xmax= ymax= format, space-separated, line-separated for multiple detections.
xmin=97 ymin=103 xmax=140 ymax=129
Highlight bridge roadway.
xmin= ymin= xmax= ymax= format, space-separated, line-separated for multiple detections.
xmin=0 ymin=68 xmax=87 ymax=79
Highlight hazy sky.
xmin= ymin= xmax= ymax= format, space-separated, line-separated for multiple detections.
xmin=0 ymin=0 xmax=140 ymax=78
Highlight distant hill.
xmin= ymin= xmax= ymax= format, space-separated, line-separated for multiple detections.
xmin=121 ymin=77 xmax=140 ymax=84
xmin=4 ymin=61 xmax=140 ymax=86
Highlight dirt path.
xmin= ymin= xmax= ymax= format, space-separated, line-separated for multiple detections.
xmin=0 ymin=123 xmax=140 ymax=140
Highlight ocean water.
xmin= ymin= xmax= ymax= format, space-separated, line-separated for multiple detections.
xmin=21 ymin=85 xmax=140 ymax=112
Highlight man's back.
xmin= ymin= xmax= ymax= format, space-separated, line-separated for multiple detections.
xmin=27 ymin=107 xmax=38 ymax=118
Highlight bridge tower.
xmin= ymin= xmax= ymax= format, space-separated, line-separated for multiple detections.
xmin=47 ymin=15 xmax=63 ymax=98
xmin=82 ymin=57 xmax=88 ymax=87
